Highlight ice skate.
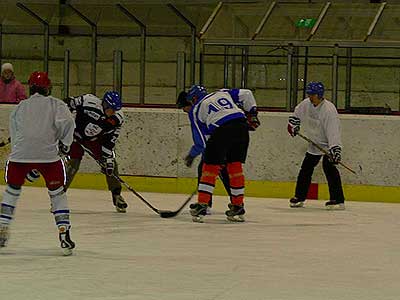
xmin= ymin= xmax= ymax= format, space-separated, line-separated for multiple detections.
xmin=289 ymin=197 xmax=305 ymax=208
xmin=225 ymin=204 xmax=245 ymax=222
xmin=59 ymin=225 xmax=75 ymax=256
xmin=190 ymin=203 xmax=208 ymax=223
xmin=206 ymin=200 xmax=213 ymax=215
xmin=113 ymin=194 xmax=128 ymax=213
xmin=0 ymin=224 xmax=9 ymax=247
xmin=325 ymin=200 xmax=345 ymax=210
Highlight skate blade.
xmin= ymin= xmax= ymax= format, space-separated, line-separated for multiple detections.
xmin=290 ymin=202 xmax=304 ymax=208
xmin=326 ymin=203 xmax=345 ymax=211
xmin=227 ymin=215 xmax=245 ymax=222
xmin=62 ymin=248 xmax=73 ymax=256
xmin=192 ymin=216 xmax=204 ymax=223
xmin=115 ymin=207 xmax=127 ymax=213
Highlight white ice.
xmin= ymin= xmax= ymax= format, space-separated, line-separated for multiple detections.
xmin=0 ymin=186 xmax=399 ymax=300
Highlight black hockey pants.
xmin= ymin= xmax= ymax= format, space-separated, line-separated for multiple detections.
xmin=295 ymin=152 xmax=345 ymax=202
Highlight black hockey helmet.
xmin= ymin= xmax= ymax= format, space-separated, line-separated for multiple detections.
xmin=176 ymin=91 xmax=191 ymax=108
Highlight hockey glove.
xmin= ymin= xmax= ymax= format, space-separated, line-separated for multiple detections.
xmin=26 ymin=169 xmax=40 ymax=183
xmin=184 ymin=154 xmax=195 ymax=167
xmin=58 ymin=142 xmax=70 ymax=156
xmin=102 ymin=157 xmax=115 ymax=176
xmin=246 ymin=111 xmax=260 ymax=131
xmin=328 ymin=145 xmax=342 ymax=164
xmin=287 ymin=116 xmax=300 ymax=137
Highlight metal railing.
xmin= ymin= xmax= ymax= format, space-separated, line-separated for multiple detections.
xmin=0 ymin=1 xmax=399 ymax=113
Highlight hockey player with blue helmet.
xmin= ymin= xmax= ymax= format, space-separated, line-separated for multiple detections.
xmin=178 ymin=84 xmax=259 ymax=223
xmin=103 ymin=91 xmax=123 ymax=111
xmin=287 ymin=81 xmax=345 ymax=210
xmin=63 ymin=91 xmax=128 ymax=213
xmin=305 ymin=81 xmax=324 ymax=98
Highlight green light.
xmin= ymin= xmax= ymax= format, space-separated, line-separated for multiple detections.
xmin=295 ymin=18 xmax=316 ymax=28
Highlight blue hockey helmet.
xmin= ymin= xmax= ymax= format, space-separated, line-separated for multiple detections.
xmin=103 ymin=91 xmax=122 ymax=110
xmin=306 ymin=81 xmax=324 ymax=98
xmin=186 ymin=85 xmax=208 ymax=102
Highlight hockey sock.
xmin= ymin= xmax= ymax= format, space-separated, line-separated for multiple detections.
xmin=0 ymin=185 xmax=21 ymax=225
xmin=64 ymin=158 xmax=81 ymax=190
xmin=227 ymin=162 xmax=245 ymax=206
xmin=49 ymin=186 xmax=71 ymax=229
xmin=198 ymin=164 xmax=221 ymax=205
xmin=106 ymin=163 xmax=122 ymax=192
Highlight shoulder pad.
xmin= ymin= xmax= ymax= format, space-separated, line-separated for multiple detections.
xmin=105 ymin=113 xmax=123 ymax=127
xmin=82 ymin=94 xmax=102 ymax=108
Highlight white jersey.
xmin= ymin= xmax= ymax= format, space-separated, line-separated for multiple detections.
xmin=294 ymin=98 xmax=342 ymax=155
xmin=8 ymin=93 xmax=75 ymax=163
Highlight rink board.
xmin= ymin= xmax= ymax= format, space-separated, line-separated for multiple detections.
xmin=1 ymin=171 xmax=398 ymax=203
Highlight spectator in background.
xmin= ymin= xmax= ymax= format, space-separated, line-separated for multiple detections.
xmin=0 ymin=63 xmax=27 ymax=103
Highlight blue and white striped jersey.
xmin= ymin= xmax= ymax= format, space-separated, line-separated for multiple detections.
xmin=188 ymin=89 xmax=256 ymax=158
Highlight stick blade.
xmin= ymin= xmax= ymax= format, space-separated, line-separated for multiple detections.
xmin=159 ymin=210 xmax=178 ymax=218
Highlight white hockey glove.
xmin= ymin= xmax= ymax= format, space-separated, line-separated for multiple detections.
xmin=102 ymin=157 xmax=115 ymax=176
xmin=287 ymin=116 xmax=300 ymax=137
xmin=328 ymin=146 xmax=342 ymax=164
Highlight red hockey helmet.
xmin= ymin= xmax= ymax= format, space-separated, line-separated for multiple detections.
xmin=28 ymin=71 xmax=51 ymax=89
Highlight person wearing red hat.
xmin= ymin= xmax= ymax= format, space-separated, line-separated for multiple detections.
xmin=0 ymin=63 xmax=27 ymax=103
xmin=0 ymin=71 xmax=76 ymax=255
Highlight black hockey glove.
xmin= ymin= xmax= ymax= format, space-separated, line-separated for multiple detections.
xmin=328 ymin=145 xmax=342 ymax=164
xmin=102 ymin=157 xmax=115 ymax=176
xmin=58 ymin=142 xmax=70 ymax=156
xmin=26 ymin=169 xmax=40 ymax=183
xmin=287 ymin=116 xmax=300 ymax=137
xmin=246 ymin=111 xmax=260 ymax=131
xmin=184 ymin=154 xmax=195 ymax=167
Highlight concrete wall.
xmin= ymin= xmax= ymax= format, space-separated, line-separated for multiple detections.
xmin=0 ymin=104 xmax=398 ymax=187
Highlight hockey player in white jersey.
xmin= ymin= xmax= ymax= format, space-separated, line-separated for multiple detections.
xmin=180 ymin=85 xmax=259 ymax=222
xmin=287 ymin=81 xmax=345 ymax=210
xmin=0 ymin=71 xmax=76 ymax=255
xmin=63 ymin=91 xmax=128 ymax=213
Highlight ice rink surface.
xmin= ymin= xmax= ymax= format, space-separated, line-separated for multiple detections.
xmin=0 ymin=186 xmax=399 ymax=300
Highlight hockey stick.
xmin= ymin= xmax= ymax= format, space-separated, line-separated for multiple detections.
xmin=77 ymin=141 xmax=192 ymax=217
xmin=159 ymin=189 xmax=197 ymax=218
xmin=297 ymin=132 xmax=357 ymax=175
xmin=0 ymin=137 xmax=10 ymax=148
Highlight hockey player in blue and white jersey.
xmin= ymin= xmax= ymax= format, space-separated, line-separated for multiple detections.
xmin=179 ymin=85 xmax=259 ymax=222
xmin=287 ymin=81 xmax=345 ymax=210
